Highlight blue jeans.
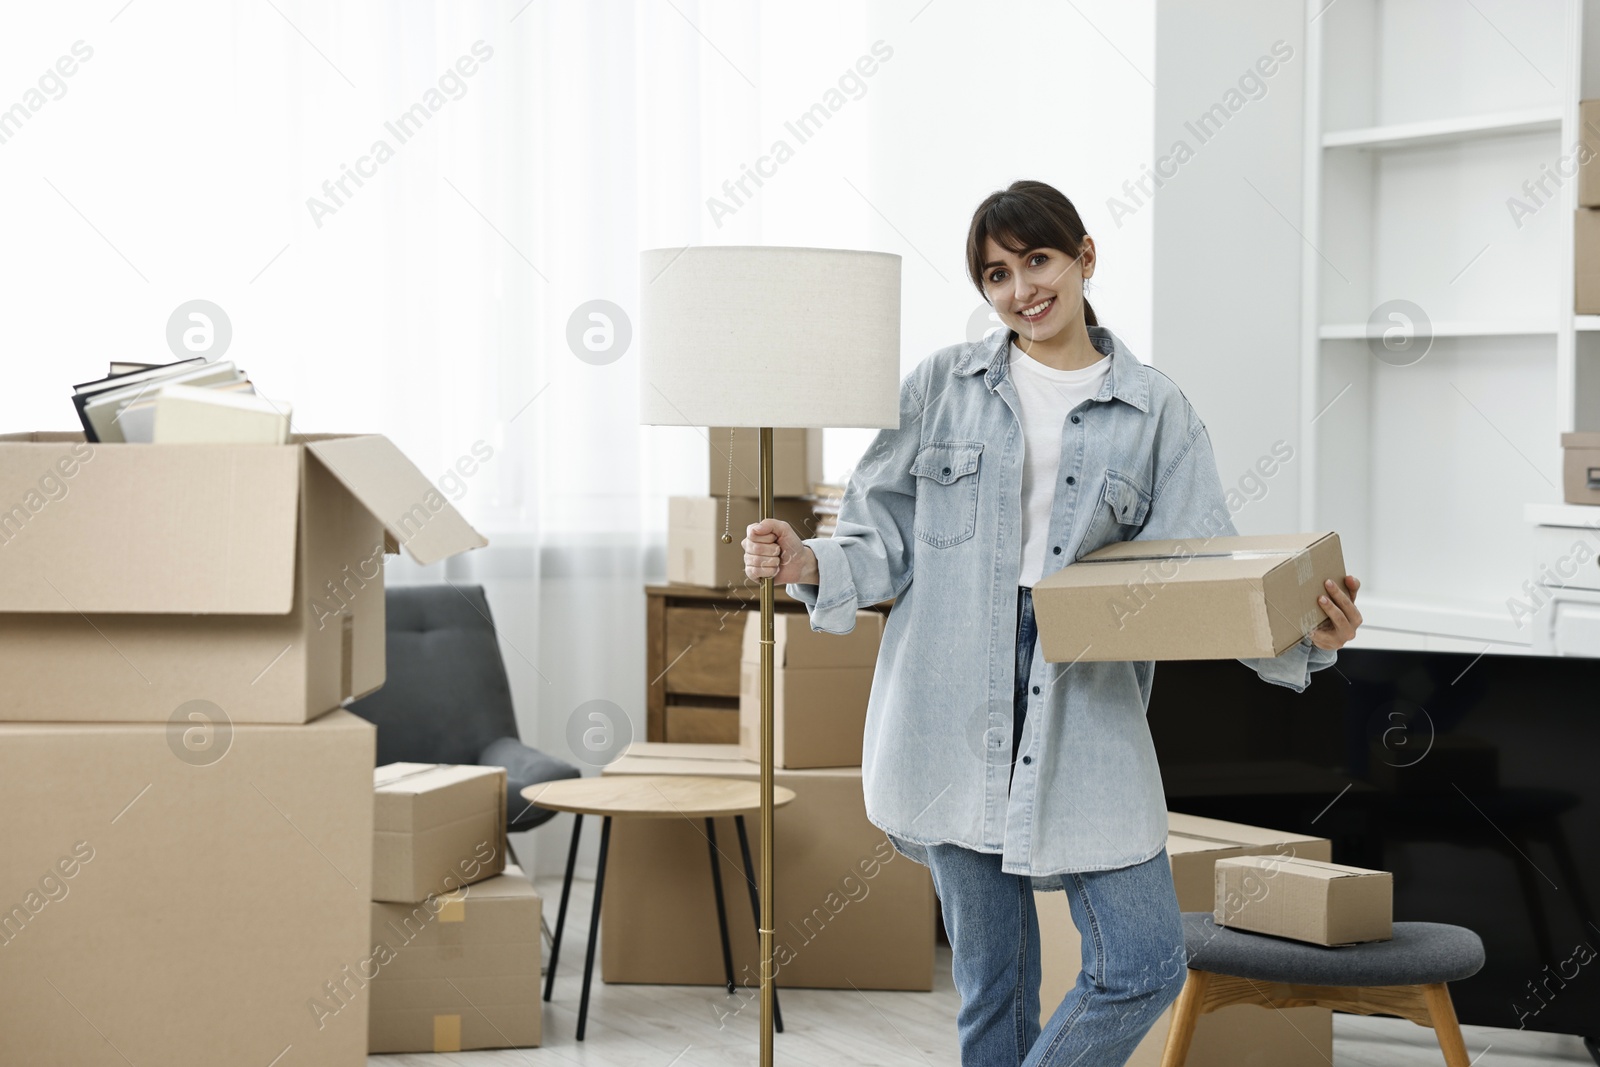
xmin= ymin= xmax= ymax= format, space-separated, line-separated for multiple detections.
xmin=922 ymin=587 xmax=1187 ymax=1066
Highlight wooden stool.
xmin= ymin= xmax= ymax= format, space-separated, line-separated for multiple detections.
xmin=1161 ymin=913 xmax=1486 ymax=1067
xmin=523 ymin=774 xmax=796 ymax=1041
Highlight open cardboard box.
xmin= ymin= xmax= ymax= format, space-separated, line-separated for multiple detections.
xmin=0 ymin=432 xmax=485 ymax=723
xmin=1032 ymin=532 xmax=1344 ymax=662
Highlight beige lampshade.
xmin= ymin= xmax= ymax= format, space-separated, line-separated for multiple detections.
xmin=638 ymin=245 xmax=902 ymax=429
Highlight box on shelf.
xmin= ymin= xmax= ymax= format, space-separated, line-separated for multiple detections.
xmin=667 ymin=495 xmax=817 ymax=589
xmin=1037 ymin=812 xmax=1333 ymax=1067
xmin=599 ymin=742 xmax=935 ymax=991
xmin=0 ymin=432 xmax=486 ymax=723
xmin=373 ymin=763 xmax=507 ymax=903
xmin=1214 ymin=855 xmax=1392 ymax=946
xmin=710 ymin=427 xmax=823 ymax=498
xmin=739 ymin=609 xmax=883 ymax=768
xmin=1033 ymin=532 xmax=1345 ymax=662
xmin=1561 ymin=432 xmax=1600 ymax=505
xmin=1578 ymin=210 xmax=1600 ymax=313
xmin=368 ymin=865 xmax=541 ymax=1054
xmin=0 ymin=709 xmax=375 ymax=1067
xmin=1581 ymin=100 xmax=1600 ymax=207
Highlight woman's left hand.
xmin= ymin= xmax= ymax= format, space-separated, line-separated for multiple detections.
xmin=1311 ymin=574 xmax=1362 ymax=650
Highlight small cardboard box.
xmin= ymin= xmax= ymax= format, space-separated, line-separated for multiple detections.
xmin=368 ymin=865 xmax=542 ymax=1054
xmin=1214 ymin=855 xmax=1392 ymax=946
xmin=1578 ymin=210 xmax=1600 ymax=313
xmin=0 ymin=709 xmax=375 ymax=1067
xmin=0 ymin=432 xmax=486 ymax=723
xmin=600 ymin=742 xmax=936 ymax=991
xmin=667 ymin=495 xmax=817 ymax=589
xmin=739 ymin=609 xmax=884 ymax=768
xmin=710 ymin=427 xmax=824 ymax=498
xmin=1581 ymin=100 xmax=1600 ymax=207
xmin=1037 ymin=812 xmax=1333 ymax=1067
xmin=373 ymin=763 xmax=507 ymax=903
xmin=1033 ymin=532 xmax=1344 ymax=662
xmin=1561 ymin=431 xmax=1600 ymax=505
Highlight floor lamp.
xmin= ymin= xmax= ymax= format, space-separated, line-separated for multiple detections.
xmin=639 ymin=245 xmax=901 ymax=1065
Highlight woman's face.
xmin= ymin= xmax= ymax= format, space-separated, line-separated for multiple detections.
xmin=980 ymin=234 xmax=1095 ymax=342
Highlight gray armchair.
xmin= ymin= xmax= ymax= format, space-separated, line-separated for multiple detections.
xmin=348 ymin=583 xmax=580 ymax=957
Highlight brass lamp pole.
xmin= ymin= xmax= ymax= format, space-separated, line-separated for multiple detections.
xmin=757 ymin=426 xmax=776 ymax=1067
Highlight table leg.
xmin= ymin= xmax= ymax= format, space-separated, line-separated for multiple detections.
xmin=543 ymin=812 xmax=583 ymax=1003
xmin=706 ymin=817 xmax=737 ymax=994
xmin=576 ymin=815 xmax=611 ymax=1042
xmin=734 ymin=813 xmax=783 ymax=1033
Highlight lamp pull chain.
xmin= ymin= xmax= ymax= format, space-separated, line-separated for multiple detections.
xmin=720 ymin=427 xmax=735 ymax=544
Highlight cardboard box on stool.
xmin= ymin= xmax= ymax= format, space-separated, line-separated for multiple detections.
xmin=0 ymin=709 xmax=375 ymax=1067
xmin=367 ymin=865 xmax=542 ymax=1053
xmin=0 ymin=432 xmax=485 ymax=723
xmin=1036 ymin=812 xmax=1334 ymax=1067
xmin=599 ymin=742 xmax=935 ymax=991
xmin=372 ymin=763 xmax=507 ymax=903
xmin=1215 ymin=855 xmax=1393 ymax=946
xmin=1032 ymin=532 xmax=1345 ymax=662
xmin=739 ymin=609 xmax=884 ymax=768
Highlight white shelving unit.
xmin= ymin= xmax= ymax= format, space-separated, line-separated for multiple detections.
xmin=1299 ymin=0 xmax=1600 ymax=655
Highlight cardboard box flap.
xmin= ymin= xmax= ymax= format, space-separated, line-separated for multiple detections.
xmin=304 ymin=435 xmax=487 ymax=566
xmin=374 ymin=763 xmax=505 ymax=832
xmin=1217 ymin=855 xmax=1385 ymax=880
xmin=1051 ymin=532 xmax=1336 ymax=587
xmin=0 ymin=436 xmax=301 ymax=614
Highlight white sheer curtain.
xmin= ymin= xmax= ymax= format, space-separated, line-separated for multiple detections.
xmin=0 ymin=0 xmax=1155 ymax=877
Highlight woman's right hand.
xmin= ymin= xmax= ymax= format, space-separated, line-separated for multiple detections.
xmin=743 ymin=519 xmax=819 ymax=584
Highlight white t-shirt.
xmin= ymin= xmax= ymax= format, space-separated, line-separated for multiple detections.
xmin=1009 ymin=341 xmax=1112 ymax=587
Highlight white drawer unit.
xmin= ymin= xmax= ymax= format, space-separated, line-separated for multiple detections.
xmin=1524 ymin=506 xmax=1600 ymax=656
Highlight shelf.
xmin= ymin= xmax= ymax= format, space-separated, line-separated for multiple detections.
xmin=1354 ymin=593 xmax=1532 ymax=648
xmin=1576 ymin=316 xmax=1600 ymax=332
xmin=1319 ymin=320 xmax=1555 ymax=340
xmin=1322 ymin=107 xmax=1562 ymax=151
xmin=1524 ymin=502 xmax=1600 ymax=529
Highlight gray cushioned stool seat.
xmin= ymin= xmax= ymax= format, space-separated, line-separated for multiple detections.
xmin=1182 ymin=913 xmax=1485 ymax=986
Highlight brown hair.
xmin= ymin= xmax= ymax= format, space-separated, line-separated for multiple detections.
xmin=965 ymin=180 xmax=1097 ymax=329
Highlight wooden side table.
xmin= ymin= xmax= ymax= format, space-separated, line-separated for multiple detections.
xmin=524 ymin=775 xmax=797 ymax=1041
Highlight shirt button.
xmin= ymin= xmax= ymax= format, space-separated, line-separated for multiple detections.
xmin=1071 ymin=415 xmax=1081 ymax=424
xmin=1065 ymin=475 xmax=1076 ymax=485
xmin=1032 ymin=685 xmax=1040 ymax=695
xmin=942 ymin=467 xmax=951 ymax=476
xmin=1022 ymin=755 xmax=1033 ymax=765
xmin=1052 ymin=546 xmax=1061 ymax=555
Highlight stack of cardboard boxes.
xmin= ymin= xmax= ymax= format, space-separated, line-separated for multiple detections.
xmin=367 ymin=763 xmax=543 ymax=1054
xmin=667 ymin=427 xmax=824 ymax=588
xmin=1562 ymin=100 xmax=1600 ymax=504
xmin=0 ymin=431 xmax=484 ymax=1066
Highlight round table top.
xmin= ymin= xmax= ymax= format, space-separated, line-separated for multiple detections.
xmin=522 ymin=774 xmax=797 ymax=818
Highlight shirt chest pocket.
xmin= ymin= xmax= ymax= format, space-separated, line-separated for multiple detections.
xmin=910 ymin=441 xmax=983 ymax=548
xmin=1082 ymin=468 xmax=1151 ymax=553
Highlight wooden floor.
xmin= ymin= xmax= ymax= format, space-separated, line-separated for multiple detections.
xmin=369 ymin=874 xmax=1595 ymax=1067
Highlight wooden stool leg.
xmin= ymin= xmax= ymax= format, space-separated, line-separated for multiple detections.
xmin=1159 ymin=969 xmax=1209 ymax=1067
xmin=1422 ymin=983 xmax=1471 ymax=1067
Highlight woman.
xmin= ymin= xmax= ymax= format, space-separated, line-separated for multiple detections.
xmin=742 ymin=179 xmax=1362 ymax=1067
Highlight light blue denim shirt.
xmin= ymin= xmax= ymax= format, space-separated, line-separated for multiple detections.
xmin=787 ymin=325 xmax=1338 ymax=889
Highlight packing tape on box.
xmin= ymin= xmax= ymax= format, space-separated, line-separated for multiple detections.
xmin=437 ymin=890 xmax=467 ymax=922
xmin=1075 ymin=549 xmax=1298 ymax=565
xmin=373 ymin=763 xmax=446 ymax=788
xmin=433 ymin=1014 xmax=462 ymax=1053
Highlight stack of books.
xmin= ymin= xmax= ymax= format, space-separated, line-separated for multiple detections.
xmin=809 ymin=481 xmax=846 ymax=538
xmin=71 ymin=358 xmax=292 ymax=444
